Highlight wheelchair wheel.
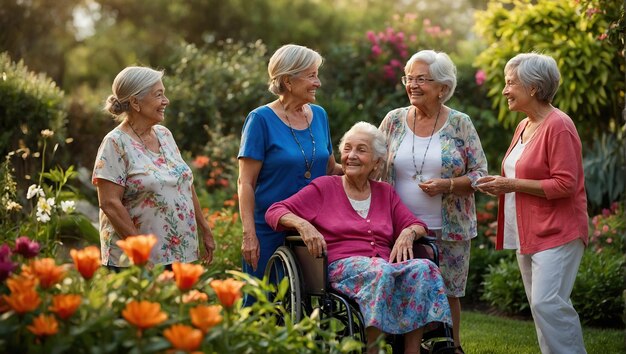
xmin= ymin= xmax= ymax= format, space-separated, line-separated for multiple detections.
xmin=320 ymin=292 xmax=366 ymax=350
xmin=264 ymin=246 xmax=303 ymax=322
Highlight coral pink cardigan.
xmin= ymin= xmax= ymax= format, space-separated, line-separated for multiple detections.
xmin=496 ymin=108 xmax=588 ymax=254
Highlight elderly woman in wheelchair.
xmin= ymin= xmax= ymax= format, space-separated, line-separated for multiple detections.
xmin=266 ymin=122 xmax=452 ymax=354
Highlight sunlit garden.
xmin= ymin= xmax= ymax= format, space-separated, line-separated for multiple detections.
xmin=0 ymin=0 xmax=624 ymax=353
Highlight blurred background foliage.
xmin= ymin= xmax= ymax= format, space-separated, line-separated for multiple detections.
xmin=0 ymin=0 xmax=624 ymax=324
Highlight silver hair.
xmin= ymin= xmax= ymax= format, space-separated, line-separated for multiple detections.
xmin=267 ymin=44 xmax=323 ymax=96
xmin=104 ymin=66 xmax=164 ymax=121
xmin=338 ymin=121 xmax=388 ymax=163
xmin=504 ymin=53 xmax=560 ymax=103
xmin=404 ymin=50 xmax=457 ymax=103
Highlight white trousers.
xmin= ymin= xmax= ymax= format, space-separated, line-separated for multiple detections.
xmin=516 ymin=239 xmax=586 ymax=354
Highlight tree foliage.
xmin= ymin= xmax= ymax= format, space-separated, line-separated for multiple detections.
xmin=473 ymin=0 xmax=624 ymax=139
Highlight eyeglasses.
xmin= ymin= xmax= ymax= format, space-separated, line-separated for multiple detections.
xmin=401 ymin=76 xmax=435 ymax=86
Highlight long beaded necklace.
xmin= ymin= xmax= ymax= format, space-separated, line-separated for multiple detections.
xmin=411 ymin=105 xmax=442 ymax=182
xmin=279 ymin=99 xmax=316 ymax=179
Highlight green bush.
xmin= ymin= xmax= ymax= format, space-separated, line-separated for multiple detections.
xmin=481 ymin=248 xmax=625 ymax=327
xmin=0 ymin=52 xmax=68 ymax=179
xmin=573 ymin=249 xmax=624 ymax=327
xmin=583 ymin=133 xmax=625 ymax=213
xmin=481 ymin=257 xmax=530 ymax=316
xmin=164 ymin=40 xmax=272 ymax=155
xmin=473 ymin=0 xmax=624 ymax=140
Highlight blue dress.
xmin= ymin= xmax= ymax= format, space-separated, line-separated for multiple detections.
xmin=238 ymin=104 xmax=333 ymax=282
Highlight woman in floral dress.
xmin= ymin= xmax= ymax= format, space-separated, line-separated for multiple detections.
xmin=93 ymin=66 xmax=215 ymax=268
xmin=266 ymin=122 xmax=451 ymax=354
xmin=379 ymin=50 xmax=488 ymax=354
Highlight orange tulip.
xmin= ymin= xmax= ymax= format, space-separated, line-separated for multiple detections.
xmin=163 ymin=324 xmax=203 ymax=352
xmin=182 ymin=290 xmax=209 ymax=304
xmin=70 ymin=246 xmax=101 ymax=280
xmin=122 ymin=300 xmax=168 ymax=330
xmin=172 ymin=262 xmax=204 ymax=291
xmin=209 ymin=278 xmax=244 ymax=308
xmin=190 ymin=305 xmax=222 ymax=333
xmin=6 ymin=275 xmax=38 ymax=293
xmin=27 ymin=314 xmax=58 ymax=337
xmin=30 ymin=258 xmax=66 ymax=289
xmin=116 ymin=235 xmax=157 ymax=266
xmin=49 ymin=294 xmax=81 ymax=320
xmin=3 ymin=288 xmax=40 ymax=314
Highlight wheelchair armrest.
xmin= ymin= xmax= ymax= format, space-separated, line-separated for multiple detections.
xmin=412 ymin=236 xmax=440 ymax=266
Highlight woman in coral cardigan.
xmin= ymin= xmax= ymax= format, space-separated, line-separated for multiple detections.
xmin=475 ymin=53 xmax=588 ymax=354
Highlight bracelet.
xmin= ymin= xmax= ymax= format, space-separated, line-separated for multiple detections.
xmin=449 ymin=178 xmax=454 ymax=192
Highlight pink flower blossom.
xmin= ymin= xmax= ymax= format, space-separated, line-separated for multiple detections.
xmin=390 ymin=59 xmax=402 ymax=68
xmin=475 ymin=70 xmax=487 ymax=86
xmin=366 ymin=31 xmax=377 ymax=44
xmin=597 ymin=33 xmax=608 ymax=41
xmin=606 ymin=237 xmax=613 ymax=244
xmin=602 ymin=208 xmax=611 ymax=217
xmin=602 ymin=225 xmax=609 ymax=233
xmin=14 ymin=237 xmax=41 ymax=258
xmin=371 ymin=44 xmax=382 ymax=58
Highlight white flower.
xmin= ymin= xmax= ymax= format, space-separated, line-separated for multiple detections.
xmin=5 ymin=200 xmax=22 ymax=211
xmin=36 ymin=197 xmax=55 ymax=215
xmin=27 ymin=184 xmax=45 ymax=199
xmin=60 ymin=200 xmax=76 ymax=213
xmin=36 ymin=211 xmax=51 ymax=223
xmin=41 ymin=129 xmax=54 ymax=138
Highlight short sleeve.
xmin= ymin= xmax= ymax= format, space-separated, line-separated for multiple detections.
xmin=238 ymin=111 xmax=268 ymax=162
xmin=92 ymin=135 xmax=128 ymax=187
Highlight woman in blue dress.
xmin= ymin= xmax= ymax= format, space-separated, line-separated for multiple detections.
xmin=237 ymin=44 xmax=341 ymax=304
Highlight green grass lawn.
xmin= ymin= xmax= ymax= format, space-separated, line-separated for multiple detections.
xmin=460 ymin=311 xmax=624 ymax=354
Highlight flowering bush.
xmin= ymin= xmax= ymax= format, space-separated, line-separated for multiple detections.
xmin=0 ymin=235 xmax=358 ymax=353
xmin=588 ymin=202 xmax=625 ymax=254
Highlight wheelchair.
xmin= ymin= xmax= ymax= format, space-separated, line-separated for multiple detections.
xmin=264 ymin=235 xmax=456 ymax=354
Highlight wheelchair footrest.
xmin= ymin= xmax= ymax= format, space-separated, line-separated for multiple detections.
xmin=420 ymin=337 xmax=456 ymax=354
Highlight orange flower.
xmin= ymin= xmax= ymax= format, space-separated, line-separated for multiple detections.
xmin=49 ymin=294 xmax=81 ymax=320
xmin=27 ymin=314 xmax=58 ymax=337
xmin=182 ymin=290 xmax=208 ymax=304
xmin=70 ymin=246 xmax=101 ymax=280
xmin=122 ymin=300 xmax=168 ymax=330
xmin=157 ymin=270 xmax=175 ymax=283
xmin=163 ymin=324 xmax=203 ymax=352
xmin=190 ymin=305 xmax=222 ymax=333
xmin=172 ymin=262 xmax=204 ymax=291
xmin=6 ymin=275 xmax=38 ymax=293
xmin=209 ymin=278 xmax=244 ymax=308
xmin=30 ymin=258 xmax=66 ymax=289
xmin=3 ymin=288 xmax=40 ymax=314
xmin=116 ymin=235 xmax=157 ymax=266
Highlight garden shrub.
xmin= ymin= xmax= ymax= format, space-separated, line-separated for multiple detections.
xmin=582 ymin=132 xmax=625 ymax=213
xmin=164 ymin=40 xmax=272 ymax=155
xmin=572 ymin=248 xmax=624 ymax=327
xmin=0 ymin=52 xmax=68 ymax=184
xmin=481 ymin=257 xmax=530 ymax=316
xmin=481 ymin=222 xmax=625 ymax=328
xmin=473 ymin=0 xmax=624 ymax=140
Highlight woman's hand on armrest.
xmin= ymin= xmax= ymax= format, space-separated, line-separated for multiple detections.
xmin=278 ymin=213 xmax=327 ymax=258
xmin=390 ymin=225 xmax=427 ymax=263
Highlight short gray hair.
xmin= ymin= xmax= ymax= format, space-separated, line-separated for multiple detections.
xmin=267 ymin=44 xmax=323 ymax=96
xmin=104 ymin=66 xmax=164 ymax=120
xmin=405 ymin=50 xmax=457 ymax=103
xmin=504 ymin=53 xmax=560 ymax=103
xmin=338 ymin=121 xmax=387 ymax=163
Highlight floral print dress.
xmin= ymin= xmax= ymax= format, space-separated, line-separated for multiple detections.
xmin=92 ymin=125 xmax=199 ymax=267
xmin=329 ymin=256 xmax=452 ymax=334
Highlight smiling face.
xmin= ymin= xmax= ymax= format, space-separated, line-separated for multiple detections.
xmin=340 ymin=132 xmax=379 ymax=180
xmin=288 ymin=64 xmax=321 ymax=103
xmin=404 ymin=61 xmax=445 ymax=108
xmin=502 ymin=70 xmax=533 ymax=114
xmin=136 ymin=80 xmax=169 ymax=123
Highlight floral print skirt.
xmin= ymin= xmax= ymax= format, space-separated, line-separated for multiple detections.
xmin=329 ymin=256 xmax=452 ymax=334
